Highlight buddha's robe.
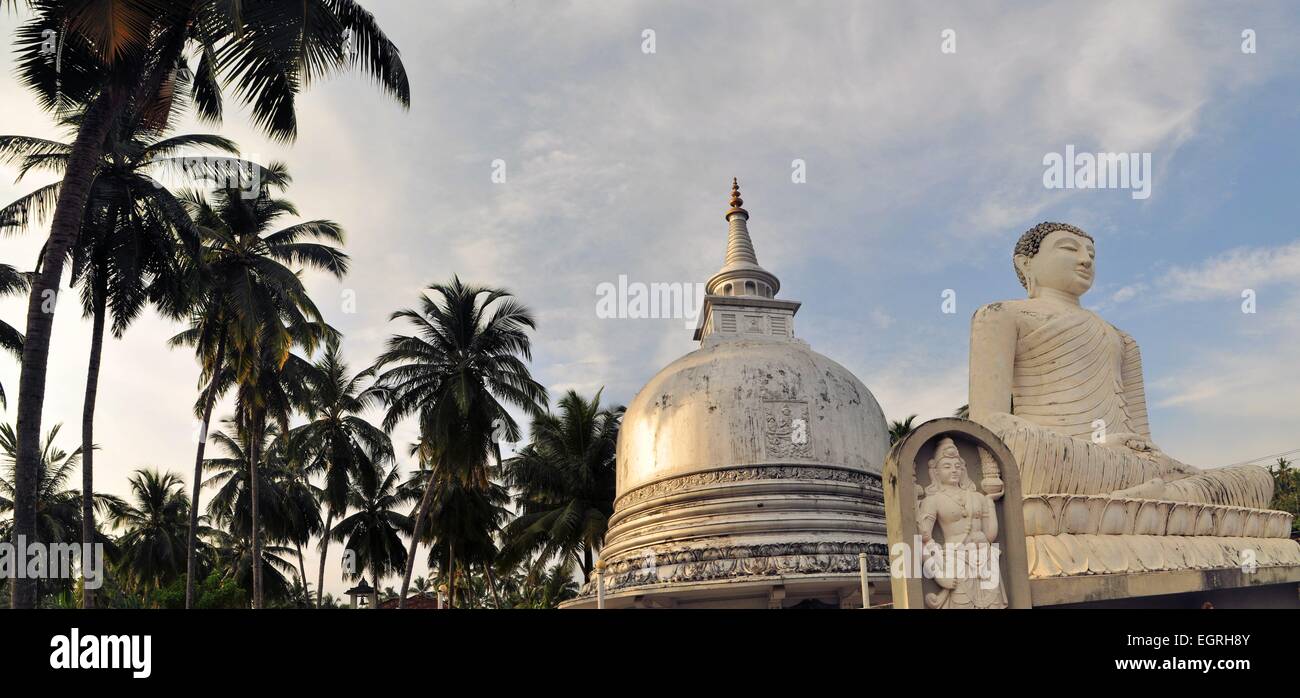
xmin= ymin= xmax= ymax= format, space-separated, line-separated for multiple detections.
xmin=977 ymin=303 xmax=1272 ymax=509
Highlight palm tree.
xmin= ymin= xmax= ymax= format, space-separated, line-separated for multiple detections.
xmin=228 ymin=335 xmax=325 ymax=609
xmin=271 ymin=434 xmax=324 ymax=606
xmin=202 ymin=418 xmax=290 ymax=605
xmin=104 ymin=468 xmax=190 ymax=600
xmin=7 ymin=0 xmax=408 ymax=609
xmin=404 ymin=465 xmax=512 ymax=609
xmin=370 ymin=277 xmax=548 ymax=608
xmin=289 ymin=339 xmax=391 ymax=607
xmin=0 ymin=264 xmax=28 ymax=408
xmin=0 ymin=422 xmax=120 ymax=542
xmin=329 ymin=463 xmax=414 ymax=609
xmin=501 ymin=390 xmax=622 ymax=584
xmin=888 ymin=414 xmax=919 ymax=446
xmin=504 ymin=559 xmax=579 ymax=609
xmin=0 ymin=111 xmax=256 ymax=607
xmin=0 ymin=422 xmax=120 ymax=605
xmin=955 ymin=404 xmax=970 ymax=420
xmin=171 ymin=176 xmax=346 ymax=607
xmin=205 ymin=529 xmax=297 ymax=606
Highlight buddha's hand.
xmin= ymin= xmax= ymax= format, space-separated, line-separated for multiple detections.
xmin=1104 ymin=432 xmax=1162 ymax=455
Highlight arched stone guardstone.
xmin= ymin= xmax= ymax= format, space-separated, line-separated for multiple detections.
xmin=883 ymin=417 xmax=1032 ymax=609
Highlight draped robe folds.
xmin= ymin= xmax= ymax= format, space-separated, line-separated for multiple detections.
xmin=990 ymin=305 xmax=1273 ymax=509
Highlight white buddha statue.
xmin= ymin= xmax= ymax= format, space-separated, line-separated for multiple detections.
xmin=968 ymin=222 xmax=1273 ymax=509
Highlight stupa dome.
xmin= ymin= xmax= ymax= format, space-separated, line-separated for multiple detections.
xmin=579 ymin=181 xmax=890 ymax=608
xmin=617 ymin=337 xmax=888 ymax=497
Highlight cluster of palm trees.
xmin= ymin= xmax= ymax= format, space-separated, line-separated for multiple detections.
xmin=0 ymin=2 xmax=621 ymax=610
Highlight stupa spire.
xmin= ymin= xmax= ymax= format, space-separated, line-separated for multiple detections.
xmin=707 ymin=178 xmax=780 ymax=298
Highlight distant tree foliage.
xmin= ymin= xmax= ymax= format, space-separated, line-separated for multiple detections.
xmin=1269 ymin=457 xmax=1299 ymax=533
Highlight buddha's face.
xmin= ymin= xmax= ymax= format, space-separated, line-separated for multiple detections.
xmin=934 ymin=456 xmax=964 ymax=486
xmin=1016 ymin=229 xmax=1095 ymax=297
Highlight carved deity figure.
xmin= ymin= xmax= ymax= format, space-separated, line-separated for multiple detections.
xmin=916 ymin=437 xmax=1007 ymax=609
xmin=969 ymin=222 xmax=1273 ymax=508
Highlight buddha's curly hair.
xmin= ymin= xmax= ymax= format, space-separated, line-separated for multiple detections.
xmin=1013 ymin=222 xmax=1093 ymax=289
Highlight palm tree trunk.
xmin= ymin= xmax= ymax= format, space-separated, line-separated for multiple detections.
xmin=370 ymin=571 xmax=379 ymax=609
xmin=446 ymin=542 xmax=456 ymax=609
xmin=316 ymin=509 xmax=333 ymax=608
xmin=397 ymin=470 xmax=437 ymax=609
xmin=582 ymin=542 xmax=593 ymax=584
xmin=185 ymin=333 xmax=226 ymax=608
xmin=294 ymin=541 xmax=310 ymax=607
xmin=79 ymin=285 xmax=106 ymax=609
xmin=9 ymin=90 xmax=117 ymax=609
xmin=249 ymin=413 xmax=265 ymax=609
xmin=484 ymin=561 xmax=502 ymax=609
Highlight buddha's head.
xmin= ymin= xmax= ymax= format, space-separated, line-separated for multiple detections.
xmin=1013 ymin=222 xmax=1095 ymax=298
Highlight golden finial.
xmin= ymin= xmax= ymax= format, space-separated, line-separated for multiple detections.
xmin=726 ymin=177 xmax=747 ymax=218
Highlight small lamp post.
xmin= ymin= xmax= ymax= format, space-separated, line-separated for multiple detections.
xmin=595 ymin=558 xmax=606 ymax=609
xmin=858 ymin=552 xmax=872 ymax=609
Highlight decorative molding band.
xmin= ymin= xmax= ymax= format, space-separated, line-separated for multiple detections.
xmin=1025 ymin=533 xmax=1300 ymax=578
xmin=615 ymin=465 xmax=882 ymax=511
xmin=585 ymin=540 xmax=890 ymax=595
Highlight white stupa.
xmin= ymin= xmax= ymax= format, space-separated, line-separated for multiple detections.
xmin=565 ymin=180 xmax=891 ymax=608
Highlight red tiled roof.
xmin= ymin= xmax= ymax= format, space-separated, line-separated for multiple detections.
xmin=378 ymin=593 xmax=442 ymax=609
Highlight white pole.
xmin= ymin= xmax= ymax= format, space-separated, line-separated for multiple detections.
xmin=859 ymin=552 xmax=870 ymax=609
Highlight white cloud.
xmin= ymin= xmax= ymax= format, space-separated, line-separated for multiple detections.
xmin=1160 ymin=240 xmax=1300 ymax=302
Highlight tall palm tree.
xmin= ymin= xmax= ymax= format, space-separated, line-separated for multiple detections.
xmin=199 ymin=338 xmax=321 ymax=610
xmin=370 ymin=278 xmax=548 ymax=608
xmin=329 ymin=462 xmax=414 ymax=608
xmin=888 ymin=414 xmax=919 ymax=446
xmin=290 ymin=339 xmax=391 ymax=607
xmin=228 ymin=332 xmax=325 ymax=609
xmin=0 ymin=264 xmax=29 ymax=408
xmin=171 ymin=176 xmax=346 ymax=608
xmin=0 ymin=111 xmax=256 ymax=607
xmin=104 ymin=468 xmax=190 ymax=600
xmin=501 ymin=390 xmax=623 ymax=584
xmin=7 ymin=0 xmax=408 ymax=608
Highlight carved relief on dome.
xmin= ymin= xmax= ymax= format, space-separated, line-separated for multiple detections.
xmin=764 ymin=400 xmax=812 ymax=459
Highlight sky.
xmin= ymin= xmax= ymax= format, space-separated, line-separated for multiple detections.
xmin=1 ymin=1 xmax=1299 ymax=598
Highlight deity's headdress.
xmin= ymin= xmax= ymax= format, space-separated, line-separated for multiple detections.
xmin=925 ymin=436 xmax=977 ymax=495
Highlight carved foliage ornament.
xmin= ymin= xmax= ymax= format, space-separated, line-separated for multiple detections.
xmin=764 ymin=400 xmax=813 ymax=459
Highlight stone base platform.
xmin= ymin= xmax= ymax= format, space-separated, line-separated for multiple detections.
xmin=1030 ymin=565 xmax=1300 ymax=607
xmin=560 ymin=570 xmax=896 ymax=609
xmin=1021 ymin=493 xmax=1300 ymax=581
